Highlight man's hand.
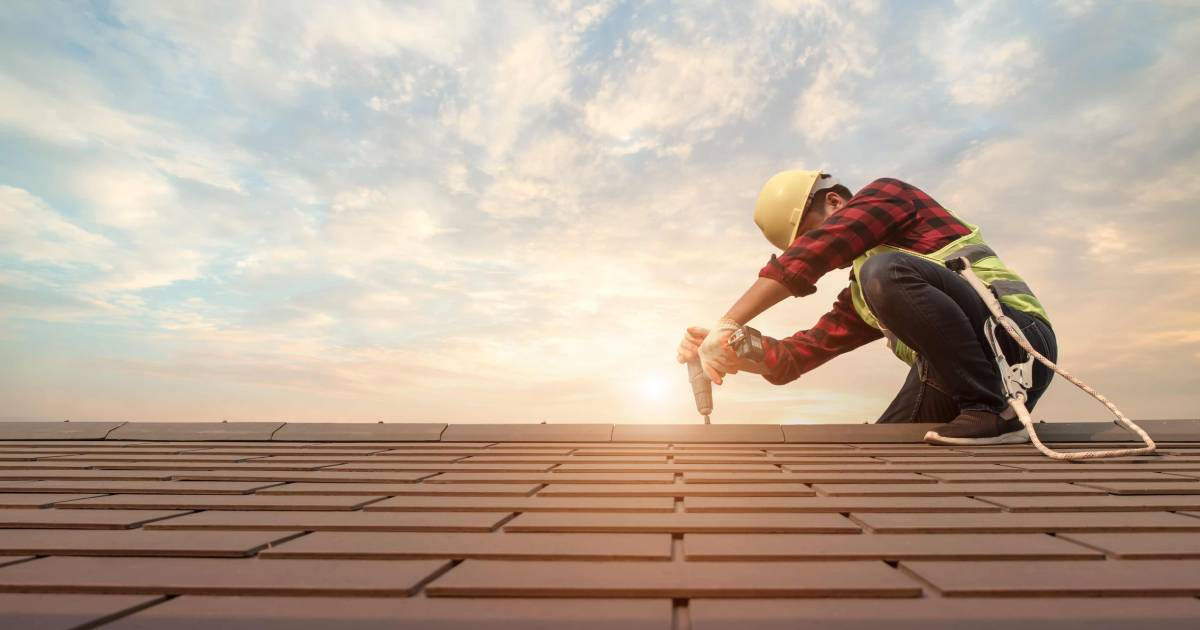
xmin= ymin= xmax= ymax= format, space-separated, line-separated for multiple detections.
xmin=678 ymin=325 xmax=740 ymax=385
xmin=698 ymin=320 xmax=742 ymax=385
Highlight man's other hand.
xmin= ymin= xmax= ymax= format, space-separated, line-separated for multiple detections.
xmin=676 ymin=326 xmax=708 ymax=365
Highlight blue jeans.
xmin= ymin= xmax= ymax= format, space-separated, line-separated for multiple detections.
xmin=859 ymin=251 xmax=1058 ymax=423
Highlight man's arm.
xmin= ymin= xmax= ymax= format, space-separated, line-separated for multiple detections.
xmin=688 ymin=277 xmax=789 ymax=382
xmin=703 ymin=179 xmax=912 ymax=382
xmin=759 ymin=283 xmax=883 ymax=385
xmin=722 ymin=277 xmax=793 ymax=326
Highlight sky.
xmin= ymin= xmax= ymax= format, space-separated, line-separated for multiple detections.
xmin=1 ymin=0 xmax=1197 ymax=425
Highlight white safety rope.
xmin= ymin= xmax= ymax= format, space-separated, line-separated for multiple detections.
xmin=952 ymin=257 xmax=1157 ymax=460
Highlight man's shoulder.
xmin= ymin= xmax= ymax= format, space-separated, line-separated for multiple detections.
xmin=854 ymin=177 xmax=920 ymax=197
xmin=852 ymin=178 xmax=947 ymax=209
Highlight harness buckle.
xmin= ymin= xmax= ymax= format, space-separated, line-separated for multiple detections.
xmin=984 ymin=317 xmax=1034 ymax=401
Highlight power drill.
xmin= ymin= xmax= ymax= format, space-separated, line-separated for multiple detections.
xmin=687 ymin=324 xmax=765 ymax=424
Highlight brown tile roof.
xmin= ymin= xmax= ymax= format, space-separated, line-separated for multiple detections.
xmin=0 ymin=419 xmax=1199 ymax=627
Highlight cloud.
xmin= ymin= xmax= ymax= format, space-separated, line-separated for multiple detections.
xmin=794 ymin=68 xmax=864 ymax=143
xmin=922 ymin=1 xmax=1039 ymax=107
xmin=72 ymin=165 xmax=175 ymax=231
xmin=0 ymin=186 xmax=115 ymax=266
xmin=0 ymin=74 xmax=147 ymax=147
xmin=584 ymin=34 xmax=764 ymax=145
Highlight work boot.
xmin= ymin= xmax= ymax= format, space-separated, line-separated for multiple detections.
xmin=923 ymin=409 xmax=1029 ymax=446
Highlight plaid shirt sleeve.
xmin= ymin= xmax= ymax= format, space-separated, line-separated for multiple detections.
xmin=758 ymin=178 xmax=919 ymax=297
xmin=759 ymin=281 xmax=883 ymax=385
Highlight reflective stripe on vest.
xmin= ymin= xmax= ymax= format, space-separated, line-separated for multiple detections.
xmin=951 ymin=243 xmax=998 ymax=264
xmin=990 ymin=279 xmax=1033 ymax=298
xmin=848 ymin=209 xmax=1050 ymax=366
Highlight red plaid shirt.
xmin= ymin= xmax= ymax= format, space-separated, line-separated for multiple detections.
xmin=757 ymin=178 xmax=973 ymax=385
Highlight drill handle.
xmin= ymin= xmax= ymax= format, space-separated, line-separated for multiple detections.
xmin=687 ymin=357 xmax=713 ymax=416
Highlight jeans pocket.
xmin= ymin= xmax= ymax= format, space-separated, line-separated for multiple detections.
xmin=996 ymin=312 xmax=1040 ymax=364
xmin=918 ymin=355 xmax=952 ymax=396
xmin=1017 ymin=321 xmax=1040 ymax=357
xmin=1018 ymin=319 xmax=1057 ymax=401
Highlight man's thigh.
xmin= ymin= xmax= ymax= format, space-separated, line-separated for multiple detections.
xmin=896 ymin=255 xmax=1000 ymax=346
xmin=902 ymin=255 xmax=1049 ymax=368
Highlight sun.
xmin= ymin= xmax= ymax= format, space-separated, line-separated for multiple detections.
xmin=637 ymin=373 xmax=671 ymax=403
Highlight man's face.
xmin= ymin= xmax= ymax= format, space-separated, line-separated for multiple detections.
xmin=795 ymin=194 xmax=829 ymax=237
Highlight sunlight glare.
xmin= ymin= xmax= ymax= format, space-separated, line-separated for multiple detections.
xmin=637 ymin=373 xmax=671 ymax=403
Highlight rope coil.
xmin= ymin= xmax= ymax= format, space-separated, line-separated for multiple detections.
xmin=952 ymin=257 xmax=1157 ymax=460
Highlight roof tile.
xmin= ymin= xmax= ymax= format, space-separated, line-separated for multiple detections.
xmin=976 ymin=494 xmax=1200 ymax=512
xmin=853 ymin=511 xmax=1200 ymax=533
xmin=1057 ymin=532 xmax=1200 ymax=558
xmin=0 ymin=556 xmax=450 ymax=596
xmin=106 ymin=422 xmax=284 ymax=442
xmin=0 ymin=480 xmax=281 ymax=495
xmin=682 ymin=496 xmax=999 ymax=513
xmin=257 ymin=482 xmax=539 ymax=496
xmin=52 ymin=493 xmax=385 ymax=511
xmin=364 ymin=495 xmax=676 ymax=512
xmin=427 ymin=472 xmax=676 ymax=484
xmin=261 ymin=531 xmax=672 ymax=560
xmin=689 ymin=597 xmax=1200 ymax=629
xmin=553 ymin=463 xmax=781 ymax=473
xmin=440 ymin=424 xmax=614 ymax=442
xmin=426 ymin=559 xmax=921 ymax=598
xmin=0 ymin=493 xmax=107 ymax=508
xmin=1075 ymin=481 xmax=1200 ymax=494
xmin=538 ymin=483 xmax=816 ymax=497
xmin=610 ymin=424 xmax=784 ymax=443
xmin=169 ymin=471 xmax=436 ymax=483
xmin=270 ymin=422 xmax=446 ymax=442
xmin=100 ymin=595 xmax=672 ymax=629
xmin=0 ymin=529 xmax=301 ymax=557
xmin=503 ymin=512 xmax=859 ymax=534
xmin=1034 ymin=419 xmax=1200 ymax=442
xmin=0 ymin=470 xmax=173 ymax=481
xmin=922 ymin=471 xmax=1189 ymax=483
xmin=903 ymin=559 xmax=1200 ymax=596
xmin=0 ymin=422 xmax=124 ymax=440
xmin=684 ymin=532 xmax=1101 ymax=560
xmin=813 ymin=482 xmax=1105 ymax=496
xmin=323 ymin=462 xmax=555 ymax=472
xmin=142 ymin=510 xmax=511 ymax=532
xmin=685 ymin=471 xmax=935 ymax=484
xmin=0 ymin=508 xmax=191 ymax=530
xmin=783 ymin=424 xmax=942 ymax=443
xmin=0 ymin=593 xmax=162 ymax=629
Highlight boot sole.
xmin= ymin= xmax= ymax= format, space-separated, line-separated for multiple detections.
xmin=923 ymin=427 xmax=1030 ymax=446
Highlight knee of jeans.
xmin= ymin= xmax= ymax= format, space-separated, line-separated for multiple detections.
xmin=859 ymin=252 xmax=911 ymax=313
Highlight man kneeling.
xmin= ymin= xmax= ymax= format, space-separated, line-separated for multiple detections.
xmin=676 ymin=171 xmax=1057 ymax=445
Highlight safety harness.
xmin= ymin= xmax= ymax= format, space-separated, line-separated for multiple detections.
xmin=946 ymin=257 xmax=1157 ymax=460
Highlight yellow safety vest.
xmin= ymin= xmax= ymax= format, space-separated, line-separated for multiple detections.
xmin=849 ymin=210 xmax=1051 ymax=366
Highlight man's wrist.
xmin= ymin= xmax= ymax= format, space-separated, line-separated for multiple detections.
xmin=733 ymin=356 xmax=768 ymax=375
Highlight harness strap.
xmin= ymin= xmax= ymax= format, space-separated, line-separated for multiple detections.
xmin=948 ymin=257 xmax=1157 ymax=460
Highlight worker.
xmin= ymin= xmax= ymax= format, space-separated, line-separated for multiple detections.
xmin=676 ymin=171 xmax=1058 ymax=445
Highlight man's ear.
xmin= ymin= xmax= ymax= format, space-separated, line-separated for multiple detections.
xmin=825 ymin=191 xmax=846 ymax=212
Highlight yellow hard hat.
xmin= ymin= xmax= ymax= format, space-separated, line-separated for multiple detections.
xmin=753 ymin=170 xmax=840 ymax=250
